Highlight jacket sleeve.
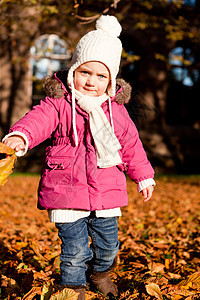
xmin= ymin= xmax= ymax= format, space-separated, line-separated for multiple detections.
xmin=9 ymin=97 xmax=60 ymax=149
xmin=117 ymin=105 xmax=155 ymax=184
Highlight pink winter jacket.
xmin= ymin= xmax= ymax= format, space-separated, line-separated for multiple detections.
xmin=9 ymin=71 xmax=154 ymax=211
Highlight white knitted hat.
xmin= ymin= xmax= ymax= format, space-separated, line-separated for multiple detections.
xmin=67 ymin=15 xmax=122 ymax=97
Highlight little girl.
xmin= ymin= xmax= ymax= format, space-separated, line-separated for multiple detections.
xmin=3 ymin=15 xmax=155 ymax=299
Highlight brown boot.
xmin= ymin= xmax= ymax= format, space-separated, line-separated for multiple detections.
xmin=73 ymin=287 xmax=86 ymax=300
xmin=89 ymin=260 xmax=118 ymax=297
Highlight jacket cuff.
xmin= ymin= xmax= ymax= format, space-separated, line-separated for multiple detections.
xmin=137 ymin=178 xmax=156 ymax=193
xmin=2 ymin=131 xmax=29 ymax=157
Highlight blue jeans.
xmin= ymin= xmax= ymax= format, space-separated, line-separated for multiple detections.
xmin=55 ymin=213 xmax=119 ymax=286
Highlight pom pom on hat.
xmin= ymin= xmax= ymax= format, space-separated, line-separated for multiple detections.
xmin=96 ymin=15 xmax=122 ymax=37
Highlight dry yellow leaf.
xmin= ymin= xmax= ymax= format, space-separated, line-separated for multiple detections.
xmin=146 ymin=283 xmax=163 ymax=299
xmin=50 ymin=287 xmax=79 ymax=300
xmin=41 ymin=282 xmax=53 ymax=300
xmin=174 ymin=290 xmax=194 ymax=296
xmin=22 ymin=287 xmax=42 ymax=299
xmin=178 ymin=272 xmax=200 ymax=289
xmin=168 ymin=272 xmax=181 ymax=279
xmin=29 ymin=239 xmax=48 ymax=261
xmin=40 ymin=282 xmax=80 ymax=300
xmin=0 ymin=142 xmax=16 ymax=156
xmin=165 ymin=258 xmax=172 ymax=269
xmin=172 ymin=295 xmax=183 ymax=300
xmin=148 ymin=261 xmax=165 ymax=274
xmin=0 ymin=142 xmax=17 ymax=186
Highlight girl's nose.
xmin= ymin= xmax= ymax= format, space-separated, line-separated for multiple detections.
xmin=87 ymin=75 xmax=95 ymax=86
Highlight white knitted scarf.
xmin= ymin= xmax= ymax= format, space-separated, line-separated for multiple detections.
xmin=74 ymin=89 xmax=122 ymax=168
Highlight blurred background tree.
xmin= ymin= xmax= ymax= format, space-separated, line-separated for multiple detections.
xmin=0 ymin=0 xmax=200 ymax=173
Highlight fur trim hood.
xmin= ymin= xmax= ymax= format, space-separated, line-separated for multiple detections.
xmin=43 ymin=70 xmax=132 ymax=105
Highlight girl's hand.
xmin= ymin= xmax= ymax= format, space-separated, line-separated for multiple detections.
xmin=141 ymin=185 xmax=154 ymax=202
xmin=3 ymin=135 xmax=26 ymax=152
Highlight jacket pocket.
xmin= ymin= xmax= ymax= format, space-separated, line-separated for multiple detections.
xmin=98 ymin=167 xmax=127 ymax=192
xmin=42 ymin=156 xmax=74 ymax=186
xmin=47 ymin=156 xmax=73 ymax=170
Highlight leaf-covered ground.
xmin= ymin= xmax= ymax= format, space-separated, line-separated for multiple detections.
xmin=0 ymin=175 xmax=200 ymax=299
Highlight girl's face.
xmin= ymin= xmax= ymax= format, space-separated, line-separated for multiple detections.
xmin=74 ymin=61 xmax=110 ymax=97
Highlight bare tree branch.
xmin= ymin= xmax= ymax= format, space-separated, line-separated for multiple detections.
xmin=74 ymin=0 xmax=121 ymax=24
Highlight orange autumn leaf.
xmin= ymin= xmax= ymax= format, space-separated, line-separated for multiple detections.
xmin=1 ymin=176 xmax=200 ymax=299
xmin=172 ymin=295 xmax=183 ymax=300
xmin=0 ymin=141 xmax=16 ymax=156
xmin=146 ymin=283 xmax=163 ymax=299
xmin=22 ymin=287 xmax=42 ymax=299
xmin=41 ymin=282 xmax=53 ymax=300
xmin=50 ymin=288 xmax=79 ymax=300
xmin=148 ymin=261 xmax=165 ymax=274
xmin=178 ymin=272 xmax=200 ymax=289
xmin=29 ymin=239 xmax=48 ymax=261
xmin=0 ymin=142 xmax=17 ymax=186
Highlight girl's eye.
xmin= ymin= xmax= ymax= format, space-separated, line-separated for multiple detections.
xmin=81 ymin=71 xmax=89 ymax=75
xmin=99 ymin=74 xmax=106 ymax=79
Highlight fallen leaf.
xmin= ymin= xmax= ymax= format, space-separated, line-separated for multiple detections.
xmin=41 ymin=282 xmax=53 ymax=300
xmin=0 ymin=142 xmax=17 ymax=186
xmin=148 ymin=261 xmax=165 ymax=274
xmin=22 ymin=287 xmax=42 ymax=299
xmin=172 ymin=295 xmax=183 ymax=300
xmin=167 ymin=272 xmax=181 ymax=279
xmin=178 ymin=271 xmax=200 ymax=289
xmin=0 ymin=142 xmax=16 ymax=156
xmin=1 ymin=176 xmax=200 ymax=299
xmin=29 ymin=239 xmax=48 ymax=261
xmin=146 ymin=283 xmax=163 ymax=299
xmin=50 ymin=288 xmax=79 ymax=300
